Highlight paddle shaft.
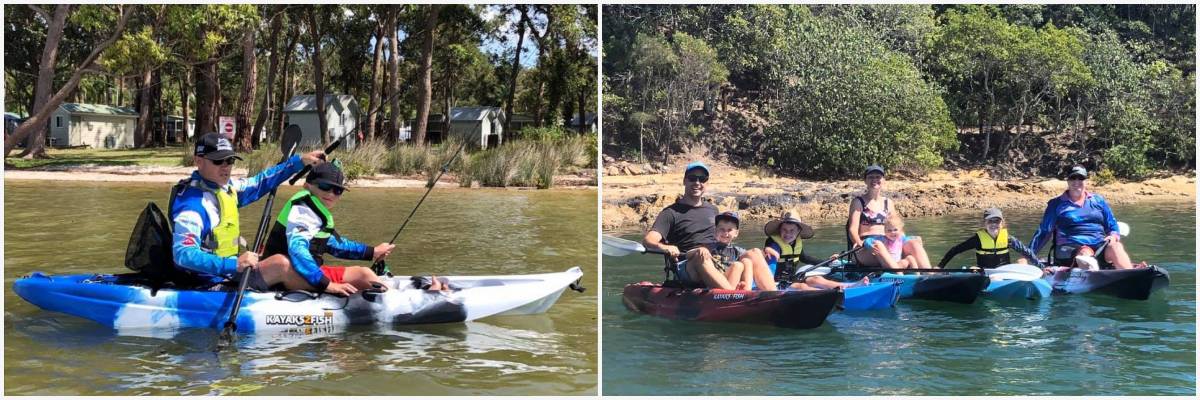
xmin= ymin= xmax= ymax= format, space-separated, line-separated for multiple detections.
xmin=832 ymin=267 xmax=983 ymax=274
xmin=220 ymin=141 xmax=299 ymax=341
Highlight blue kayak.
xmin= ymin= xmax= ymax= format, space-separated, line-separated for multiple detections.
xmin=12 ymin=268 xmax=584 ymax=334
xmin=842 ymin=282 xmax=900 ymax=310
xmin=983 ymin=278 xmax=1052 ymax=300
xmin=768 ymin=260 xmax=899 ymax=310
xmin=872 ymin=273 xmax=990 ymax=304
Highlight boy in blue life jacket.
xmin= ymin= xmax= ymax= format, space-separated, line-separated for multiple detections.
xmin=261 ymin=162 xmax=446 ymax=295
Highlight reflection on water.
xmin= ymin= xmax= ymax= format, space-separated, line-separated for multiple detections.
xmin=4 ymin=180 xmax=597 ymax=395
xmin=604 ymin=203 xmax=1195 ymax=396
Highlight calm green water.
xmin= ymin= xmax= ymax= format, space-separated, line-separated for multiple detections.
xmin=4 ymin=179 xmax=597 ymax=395
xmin=602 ymin=202 xmax=1196 ymax=395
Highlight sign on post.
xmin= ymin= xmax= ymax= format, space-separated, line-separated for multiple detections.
xmin=219 ymin=116 xmax=236 ymax=139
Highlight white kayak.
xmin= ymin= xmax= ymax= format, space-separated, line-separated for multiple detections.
xmin=13 ymin=267 xmax=584 ymax=334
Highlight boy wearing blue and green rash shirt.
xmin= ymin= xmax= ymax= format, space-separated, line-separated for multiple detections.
xmin=262 ymin=162 xmax=446 ymax=295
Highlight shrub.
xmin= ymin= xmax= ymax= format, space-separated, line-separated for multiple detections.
xmin=337 ymin=139 xmax=389 ymax=182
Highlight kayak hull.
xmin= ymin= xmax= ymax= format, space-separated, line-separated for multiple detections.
xmin=621 ymin=282 xmax=841 ymax=329
xmin=13 ymin=267 xmax=583 ymax=334
xmin=842 ymin=282 xmax=900 ymax=310
xmin=984 ymin=278 xmax=1053 ymax=300
xmin=1044 ymin=265 xmax=1170 ymax=300
xmin=873 ymin=273 xmax=990 ymax=304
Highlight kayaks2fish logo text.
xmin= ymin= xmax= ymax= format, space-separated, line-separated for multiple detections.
xmin=265 ymin=312 xmax=335 ymax=326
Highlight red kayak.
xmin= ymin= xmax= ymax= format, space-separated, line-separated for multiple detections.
xmin=621 ymin=282 xmax=843 ymax=329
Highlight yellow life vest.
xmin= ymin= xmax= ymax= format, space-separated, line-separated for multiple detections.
xmin=769 ymin=234 xmax=803 ymax=256
xmin=209 ymin=185 xmax=241 ymax=257
xmin=976 ymin=229 xmax=1009 ymax=255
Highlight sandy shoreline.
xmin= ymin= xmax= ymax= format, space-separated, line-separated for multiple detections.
xmin=602 ymin=160 xmax=1196 ymax=231
xmin=3 ymin=165 xmax=597 ymax=189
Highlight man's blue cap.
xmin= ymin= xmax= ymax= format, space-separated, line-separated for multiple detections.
xmin=684 ymin=161 xmax=710 ymax=176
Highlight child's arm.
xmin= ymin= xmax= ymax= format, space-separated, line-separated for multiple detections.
xmin=326 ymin=235 xmax=374 ymax=261
xmin=936 ymin=236 xmax=977 ymax=268
xmin=1008 ymin=236 xmax=1045 ymax=267
xmin=285 ymin=205 xmax=332 ymax=292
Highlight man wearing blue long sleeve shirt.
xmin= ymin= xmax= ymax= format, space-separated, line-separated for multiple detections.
xmin=169 ymin=132 xmax=326 ymax=290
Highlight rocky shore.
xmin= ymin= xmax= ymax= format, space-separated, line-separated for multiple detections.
xmin=602 ymin=158 xmax=1195 ymax=232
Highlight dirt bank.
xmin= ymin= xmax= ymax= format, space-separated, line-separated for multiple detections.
xmin=3 ymin=165 xmax=597 ymax=190
xmin=602 ymin=159 xmax=1195 ymax=232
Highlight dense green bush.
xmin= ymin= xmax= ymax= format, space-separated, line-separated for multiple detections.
xmin=765 ymin=17 xmax=957 ymax=177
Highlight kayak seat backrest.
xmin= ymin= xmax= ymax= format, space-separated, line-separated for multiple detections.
xmin=124 ymin=202 xmax=185 ymax=291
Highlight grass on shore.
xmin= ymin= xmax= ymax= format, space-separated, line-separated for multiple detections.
xmin=6 ymin=146 xmax=185 ymax=169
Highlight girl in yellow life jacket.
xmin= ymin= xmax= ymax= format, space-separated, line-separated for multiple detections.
xmin=763 ymin=210 xmax=867 ymax=289
xmin=936 ymin=207 xmax=1043 ymax=269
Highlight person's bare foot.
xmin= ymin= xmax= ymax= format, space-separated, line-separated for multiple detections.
xmin=1134 ymin=261 xmax=1149 ymax=269
xmin=427 ymin=275 xmax=448 ymax=291
xmin=735 ymin=281 xmax=748 ymax=290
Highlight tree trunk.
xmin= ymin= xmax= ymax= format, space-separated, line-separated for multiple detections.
xmin=180 ymin=68 xmax=191 ymax=142
xmin=444 ymin=70 xmax=452 ymax=144
xmin=153 ymin=70 xmax=164 ymax=146
xmin=234 ymin=22 xmax=257 ymax=151
xmin=5 ymin=5 xmax=131 ymax=159
xmin=308 ymin=9 xmax=328 ymax=143
xmin=412 ymin=5 xmax=441 ymax=145
xmin=275 ymin=25 xmax=298 ymax=141
xmin=365 ymin=20 xmax=384 ymax=141
xmin=503 ymin=6 xmax=529 ymax=133
xmin=18 ymin=5 xmax=71 ymax=158
xmin=134 ymin=68 xmax=153 ymax=147
xmin=577 ymin=85 xmax=586 ymax=134
xmin=193 ymin=62 xmax=217 ymax=135
xmin=387 ymin=8 xmax=402 ymax=144
xmin=251 ymin=6 xmax=285 ymax=147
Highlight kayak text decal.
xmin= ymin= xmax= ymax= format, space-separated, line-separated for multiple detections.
xmin=712 ymin=293 xmax=746 ymax=301
xmin=264 ymin=311 xmax=335 ymax=326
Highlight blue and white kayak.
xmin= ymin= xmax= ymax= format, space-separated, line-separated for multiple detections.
xmin=872 ymin=273 xmax=990 ymax=304
xmin=842 ymin=282 xmax=900 ymax=310
xmin=13 ymin=267 xmax=583 ymax=334
xmin=1043 ymin=265 xmax=1169 ymax=300
xmin=983 ymin=277 xmax=1052 ymax=300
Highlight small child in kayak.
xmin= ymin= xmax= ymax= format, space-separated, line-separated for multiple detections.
xmin=261 ymin=162 xmax=446 ymax=295
xmin=859 ymin=214 xmax=921 ymax=271
xmin=763 ymin=210 xmax=867 ymax=289
xmin=937 ymin=207 xmax=1043 ymax=270
xmin=704 ymin=211 xmax=754 ymax=290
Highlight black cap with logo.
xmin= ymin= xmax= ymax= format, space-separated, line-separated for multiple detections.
xmin=193 ymin=132 xmax=242 ymax=161
xmin=306 ymin=162 xmax=347 ymax=191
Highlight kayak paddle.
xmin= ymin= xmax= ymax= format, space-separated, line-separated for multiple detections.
xmin=1083 ymin=220 xmax=1131 ymax=267
xmin=370 ymin=140 xmax=469 ymax=276
xmin=984 ymin=264 xmax=1044 ymax=281
xmin=218 ymin=126 xmax=302 ymax=349
xmin=784 ymin=246 xmax=860 ymax=280
xmin=602 ymin=235 xmax=667 ymax=256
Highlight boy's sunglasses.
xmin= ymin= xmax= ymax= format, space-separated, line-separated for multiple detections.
xmin=317 ymin=182 xmax=345 ymax=195
xmin=211 ymin=158 xmax=236 ymax=166
xmin=985 ymin=218 xmax=1003 ymax=223
xmin=685 ymin=174 xmax=709 ymax=183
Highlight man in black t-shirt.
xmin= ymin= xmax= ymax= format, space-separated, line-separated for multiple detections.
xmin=643 ymin=161 xmax=733 ymax=289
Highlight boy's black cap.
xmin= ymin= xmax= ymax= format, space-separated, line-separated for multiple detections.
xmin=715 ymin=211 xmax=740 ymax=226
xmin=306 ymin=162 xmax=348 ymax=190
xmin=194 ymin=132 xmax=242 ymax=161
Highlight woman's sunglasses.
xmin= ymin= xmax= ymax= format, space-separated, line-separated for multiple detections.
xmin=685 ymin=174 xmax=709 ymax=183
xmin=317 ymin=182 xmax=345 ymax=196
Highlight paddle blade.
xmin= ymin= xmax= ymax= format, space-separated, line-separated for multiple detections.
xmin=986 ymin=264 xmax=1044 ymax=279
xmin=988 ymin=271 xmax=1038 ymax=282
xmin=280 ymin=125 xmax=303 ymax=157
xmin=1117 ymin=221 xmax=1130 ymax=237
xmin=602 ymin=235 xmax=646 ymax=257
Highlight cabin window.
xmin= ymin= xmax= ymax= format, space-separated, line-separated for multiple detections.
xmin=55 ymin=116 xmax=62 ymax=128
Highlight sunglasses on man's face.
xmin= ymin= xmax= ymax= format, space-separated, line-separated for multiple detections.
xmin=211 ymin=158 xmax=236 ymax=166
xmin=317 ymin=182 xmax=345 ymax=196
xmin=685 ymin=175 xmax=709 ymax=183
